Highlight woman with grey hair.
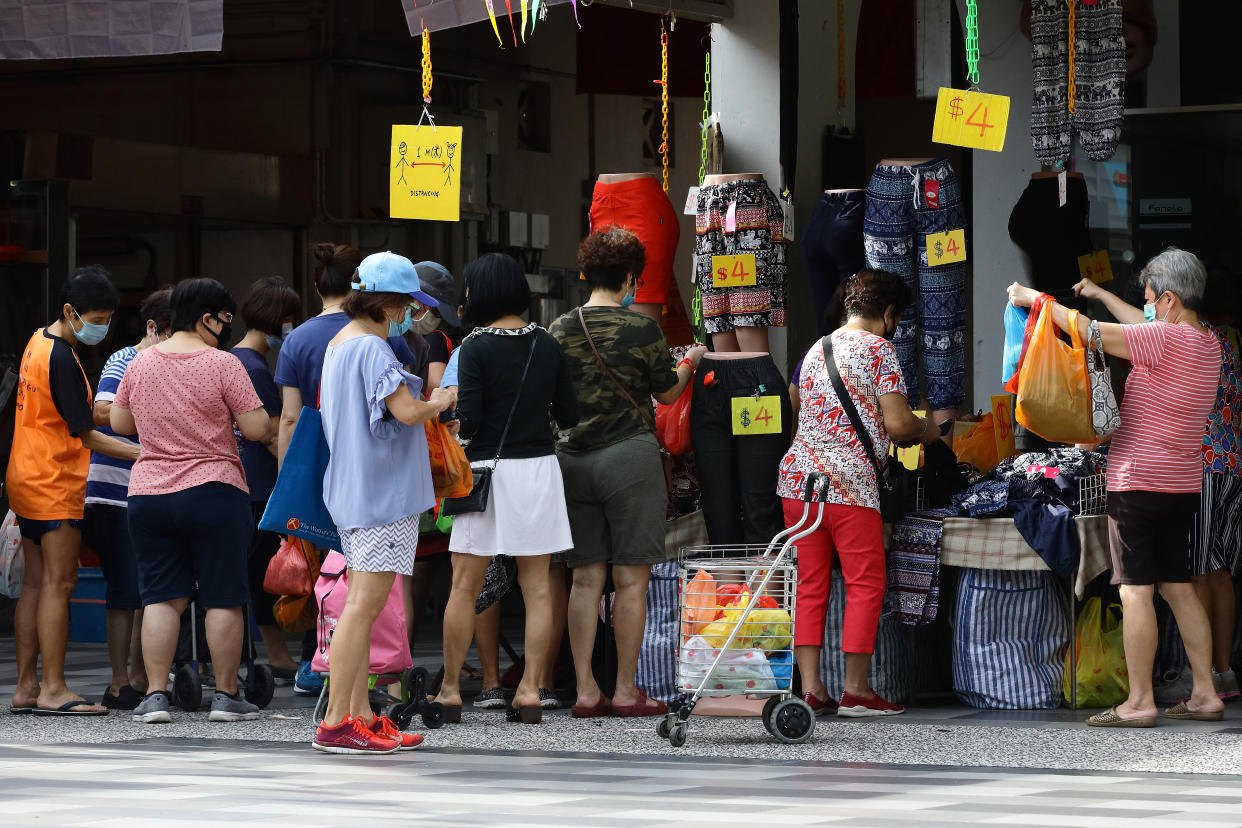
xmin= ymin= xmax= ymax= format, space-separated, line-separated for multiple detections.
xmin=1008 ymin=246 xmax=1225 ymax=728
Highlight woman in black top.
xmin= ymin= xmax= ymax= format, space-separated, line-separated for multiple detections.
xmin=436 ymin=254 xmax=578 ymax=724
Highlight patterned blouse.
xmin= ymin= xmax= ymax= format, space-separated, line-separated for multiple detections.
xmin=777 ymin=330 xmax=906 ymax=510
xmin=1203 ymin=324 xmax=1242 ymax=477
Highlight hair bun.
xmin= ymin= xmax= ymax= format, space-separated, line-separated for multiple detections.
xmin=311 ymin=242 xmax=336 ymax=265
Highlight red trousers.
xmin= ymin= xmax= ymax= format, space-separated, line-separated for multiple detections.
xmin=782 ymin=498 xmax=886 ymax=654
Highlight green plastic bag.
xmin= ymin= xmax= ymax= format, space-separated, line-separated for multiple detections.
xmin=1063 ymin=598 xmax=1129 ymax=709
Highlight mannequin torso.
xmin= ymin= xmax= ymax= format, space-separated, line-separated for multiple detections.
xmin=704 ymin=173 xmax=765 ymax=186
xmin=879 ymin=157 xmax=934 ymax=166
xmin=825 ymin=188 xmax=863 ymax=194
xmin=597 ymin=172 xmax=658 ymax=184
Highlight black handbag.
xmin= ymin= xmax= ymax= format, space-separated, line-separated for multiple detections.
xmin=822 ymin=335 xmax=915 ymax=523
xmin=442 ymin=336 xmax=538 ymax=517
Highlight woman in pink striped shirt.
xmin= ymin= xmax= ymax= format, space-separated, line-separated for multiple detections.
xmin=1009 ymin=247 xmax=1225 ymax=728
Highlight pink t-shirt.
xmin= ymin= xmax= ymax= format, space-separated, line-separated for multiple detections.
xmin=115 ymin=347 xmax=264 ymax=497
xmin=1108 ymin=322 xmax=1222 ymax=493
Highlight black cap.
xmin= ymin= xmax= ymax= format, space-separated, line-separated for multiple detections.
xmin=413 ymin=261 xmax=460 ymax=328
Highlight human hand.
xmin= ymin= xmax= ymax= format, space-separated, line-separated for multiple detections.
xmin=1073 ymin=278 xmax=1103 ymax=301
xmin=430 ymin=386 xmax=453 ymax=411
xmin=1007 ymin=282 xmax=1040 ymax=309
xmin=446 ymin=419 xmax=461 ymax=436
xmin=686 ymin=345 xmax=709 ymax=366
xmin=921 ymin=417 xmax=946 ymax=446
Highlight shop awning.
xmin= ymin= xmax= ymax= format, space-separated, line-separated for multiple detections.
xmin=0 ymin=0 xmax=223 ymax=60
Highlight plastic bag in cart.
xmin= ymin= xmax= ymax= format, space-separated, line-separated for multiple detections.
xmin=682 ymin=569 xmax=717 ymax=642
xmin=678 ymin=635 xmax=777 ymax=692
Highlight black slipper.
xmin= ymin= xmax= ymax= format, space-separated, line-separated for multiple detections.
xmin=102 ymin=685 xmax=145 ymax=710
xmin=34 ymin=701 xmax=108 ymax=717
xmin=9 ymin=704 xmax=34 ymax=715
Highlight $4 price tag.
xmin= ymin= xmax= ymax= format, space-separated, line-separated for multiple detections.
xmin=931 ymin=88 xmax=1011 ymax=153
xmin=1078 ymin=250 xmax=1114 ymax=284
xmin=711 ymin=253 xmax=758 ymax=288
xmin=925 ymin=229 xmax=966 ymax=267
xmin=990 ymin=394 xmax=1016 ymax=460
xmin=731 ymin=396 xmax=781 ymax=435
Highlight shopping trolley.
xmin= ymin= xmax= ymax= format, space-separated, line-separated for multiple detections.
xmin=656 ymin=473 xmax=830 ymax=748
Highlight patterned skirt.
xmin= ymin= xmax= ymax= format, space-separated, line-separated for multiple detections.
xmin=338 ymin=513 xmax=421 ymax=575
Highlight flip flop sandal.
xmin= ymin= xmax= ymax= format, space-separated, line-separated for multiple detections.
xmin=34 ymin=701 xmax=108 ymax=717
xmin=9 ymin=705 xmax=34 ymax=715
xmin=570 ymin=696 xmax=611 ymax=719
xmin=1086 ymin=706 xmax=1156 ymax=728
xmin=1163 ymin=701 xmax=1224 ymax=721
xmin=609 ymin=690 xmax=669 ymax=718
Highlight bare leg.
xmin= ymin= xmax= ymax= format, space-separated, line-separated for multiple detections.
xmin=539 ymin=561 xmax=569 ymax=691
xmin=568 ymin=562 xmax=607 ymax=707
xmin=435 ymin=553 xmax=490 ymax=707
xmin=475 ymin=602 xmax=502 ymax=689
xmin=1160 ymin=581 xmax=1225 ymax=714
xmin=257 ymin=624 xmax=296 ymax=671
xmin=203 ymin=607 xmax=244 ymax=696
xmin=843 ymin=652 xmax=874 ymax=698
xmin=630 ymin=303 xmax=663 ymax=322
xmin=514 ymin=555 xmax=552 ymax=710
xmin=106 ymin=609 xmax=136 ymax=694
xmin=321 ymin=569 xmax=396 ymax=727
xmin=406 ymin=559 xmax=436 ymax=647
xmin=711 ymin=329 xmax=740 ymax=353
xmin=734 ymin=325 xmax=770 ymax=354
xmin=12 ymin=540 xmax=43 ymax=708
xmin=141 ymin=598 xmax=191 ymax=697
xmin=36 ymin=524 xmax=104 ymax=712
xmin=794 ymin=645 xmax=828 ymax=701
xmin=1115 ymin=584 xmax=1159 ymax=719
xmin=129 ymin=609 xmax=148 ymax=692
xmin=611 ymin=564 xmax=657 ymax=708
xmin=1194 ymin=570 xmax=1236 ymax=673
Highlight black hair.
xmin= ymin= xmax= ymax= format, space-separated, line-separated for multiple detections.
xmin=311 ymin=242 xmax=362 ymax=298
xmin=460 ymin=253 xmax=531 ymax=328
xmin=578 ymin=226 xmax=646 ymax=293
xmin=823 ymin=282 xmax=847 ymax=332
xmin=170 ymin=278 xmax=237 ymax=333
xmin=58 ymin=265 xmax=119 ymax=320
xmin=241 ymin=276 xmax=301 ymax=335
xmin=139 ymin=288 xmax=173 ymax=333
xmin=843 ymin=268 xmax=911 ymax=321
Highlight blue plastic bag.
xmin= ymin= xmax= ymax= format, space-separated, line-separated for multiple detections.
xmin=1002 ymin=302 xmax=1030 ymax=385
xmin=259 ymin=406 xmax=341 ymax=550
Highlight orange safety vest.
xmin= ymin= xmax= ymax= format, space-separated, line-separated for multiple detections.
xmin=4 ymin=328 xmax=93 ymax=520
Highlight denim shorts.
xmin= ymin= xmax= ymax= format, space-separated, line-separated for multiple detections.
xmin=15 ymin=516 xmax=84 ymax=545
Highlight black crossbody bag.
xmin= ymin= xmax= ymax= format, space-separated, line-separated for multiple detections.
xmin=821 ymin=335 xmax=914 ymax=523
xmin=442 ymin=335 xmax=538 ymax=517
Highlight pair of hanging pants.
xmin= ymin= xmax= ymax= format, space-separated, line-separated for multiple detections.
xmin=863 ymin=158 xmax=967 ymax=411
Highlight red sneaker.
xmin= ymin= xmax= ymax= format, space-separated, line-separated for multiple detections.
xmin=803 ymin=691 xmax=839 ymax=716
xmin=312 ymin=716 xmax=401 ymax=754
xmin=837 ymin=691 xmax=904 ymax=718
xmin=368 ymin=714 xmax=424 ymax=751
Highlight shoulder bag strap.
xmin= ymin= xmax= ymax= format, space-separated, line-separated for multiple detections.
xmin=821 ymin=335 xmax=886 ymax=483
xmin=490 ymin=335 xmax=538 ymax=467
xmin=578 ymin=307 xmax=658 ymax=435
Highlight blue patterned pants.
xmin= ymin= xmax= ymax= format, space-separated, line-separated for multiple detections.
xmin=863 ymin=159 xmax=967 ymax=410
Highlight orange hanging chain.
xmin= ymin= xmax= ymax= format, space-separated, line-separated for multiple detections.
xmin=1067 ymin=0 xmax=1077 ymax=114
xmin=658 ymin=19 xmax=670 ymax=193
xmin=836 ymin=0 xmax=846 ymax=111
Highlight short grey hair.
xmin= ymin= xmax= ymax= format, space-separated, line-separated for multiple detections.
xmin=1141 ymin=247 xmax=1207 ymax=311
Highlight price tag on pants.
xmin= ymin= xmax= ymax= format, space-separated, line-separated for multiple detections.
xmin=931 ymin=87 xmax=1011 ymax=153
xmin=711 ymin=254 xmax=758 ymax=288
xmin=925 ymin=229 xmax=966 ymax=267
xmin=1078 ymin=250 xmax=1114 ymax=284
xmin=731 ymin=396 xmax=781 ymax=435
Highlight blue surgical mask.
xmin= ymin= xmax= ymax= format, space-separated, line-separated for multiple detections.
xmin=1143 ymin=303 xmax=1157 ymax=323
xmin=71 ymin=307 xmax=110 ymax=346
xmin=388 ymin=307 xmax=413 ymax=338
xmin=620 ymin=291 xmax=636 ymax=308
xmin=265 ymin=335 xmax=284 ymax=350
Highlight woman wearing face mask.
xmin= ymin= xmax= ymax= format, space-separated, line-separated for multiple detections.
xmin=232 ymin=276 xmax=302 ymax=682
xmin=111 ymin=277 xmax=277 ymax=725
xmin=86 ymin=287 xmax=173 ymax=711
xmin=6 ymin=266 xmax=142 ymax=717
xmin=777 ymin=269 xmax=939 ymax=719
xmin=312 ymin=252 xmax=452 ymax=753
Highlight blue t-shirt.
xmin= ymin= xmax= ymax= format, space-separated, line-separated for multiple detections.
xmin=319 ymin=334 xmax=435 ymax=530
xmin=232 ymin=346 xmax=282 ymax=502
xmin=442 ymin=347 xmax=460 ymax=387
xmin=274 ymin=311 xmax=417 ymax=408
xmin=85 ymin=346 xmax=141 ymax=508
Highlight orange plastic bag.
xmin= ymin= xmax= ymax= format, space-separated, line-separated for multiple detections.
xmin=1004 ymin=294 xmax=1049 ymax=395
xmin=264 ymin=537 xmax=314 ymax=597
xmin=425 ymin=419 xmax=473 ymax=499
xmin=682 ymin=569 xmax=717 ymax=642
xmin=655 ymin=369 xmax=693 ymax=455
xmin=954 ymin=413 xmax=999 ymax=471
xmin=1015 ymin=306 xmax=1096 ymax=444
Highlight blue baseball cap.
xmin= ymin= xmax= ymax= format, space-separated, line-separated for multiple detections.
xmin=355 ymin=251 xmax=439 ymax=309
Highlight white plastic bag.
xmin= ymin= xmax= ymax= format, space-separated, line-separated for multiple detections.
xmin=1 ymin=510 xmax=24 ymax=599
xmin=677 ymin=635 xmax=777 ymax=692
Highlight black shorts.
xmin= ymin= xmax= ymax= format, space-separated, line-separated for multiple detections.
xmin=1107 ymin=489 xmax=1199 ymax=586
xmin=128 ymin=482 xmax=252 ymax=608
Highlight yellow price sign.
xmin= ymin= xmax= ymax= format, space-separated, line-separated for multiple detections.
xmin=932 ymin=88 xmax=1011 ymax=153
xmin=731 ymin=396 xmax=782 ymax=435
xmin=926 ymin=229 xmax=966 ymax=267
xmin=991 ymin=394 xmax=1017 ymax=460
xmin=1078 ymin=250 xmax=1114 ymax=285
xmin=711 ymin=254 xmax=758 ymax=289
xmin=896 ymin=411 xmax=927 ymax=470
xmin=390 ymin=124 xmax=463 ymax=222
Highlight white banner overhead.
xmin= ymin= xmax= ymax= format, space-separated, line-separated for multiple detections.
xmin=0 ymin=0 xmax=224 ymax=60
xmin=398 ymin=0 xmax=571 ymax=37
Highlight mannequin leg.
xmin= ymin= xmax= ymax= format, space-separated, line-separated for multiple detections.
xmin=734 ymin=326 xmax=770 ymax=354
xmin=711 ymin=329 xmax=740 ymax=353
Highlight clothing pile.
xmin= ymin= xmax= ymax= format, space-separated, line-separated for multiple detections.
xmin=950 ymin=448 xmax=1106 ymax=577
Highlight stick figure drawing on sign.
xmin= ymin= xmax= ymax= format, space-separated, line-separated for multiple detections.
xmin=395 ymin=141 xmax=410 ymax=185
xmin=444 ymin=141 xmax=457 ymax=187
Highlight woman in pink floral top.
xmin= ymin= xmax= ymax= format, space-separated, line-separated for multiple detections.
xmin=778 ymin=270 xmax=940 ymax=718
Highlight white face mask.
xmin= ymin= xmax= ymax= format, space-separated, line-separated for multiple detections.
xmin=412 ymin=312 xmax=440 ymax=336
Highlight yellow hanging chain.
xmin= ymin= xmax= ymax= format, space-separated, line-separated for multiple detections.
xmin=836 ymin=0 xmax=846 ymax=110
xmin=1066 ymin=0 xmax=1076 ymax=114
xmin=698 ymin=53 xmax=710 ymax=185
xmin=421 ymin=27 xmax=433 ymax=104
xmin=659 ymin=20 xmax=670 ymax=193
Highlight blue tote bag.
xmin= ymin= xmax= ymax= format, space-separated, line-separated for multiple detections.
xmin=259 ymin=406 xmax=341 ymax=550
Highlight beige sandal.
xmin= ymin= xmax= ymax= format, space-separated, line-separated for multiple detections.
xmin=1086 ymin=706 xmax=1157 ymax=728
xmin=1163 ymin=701 xmax=1224 ymax=721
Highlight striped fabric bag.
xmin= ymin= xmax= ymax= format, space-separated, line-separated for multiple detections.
xmin=952 ymin=568 xmax=1070 ymax=709
xmin=820 ymin=569 xmax=911 ymax=704
xmin=636 ymin=560 xmax=680 ymax=703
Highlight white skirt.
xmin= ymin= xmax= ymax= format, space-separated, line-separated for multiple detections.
xmin=449 ymin=455 xmax=573 ymax=557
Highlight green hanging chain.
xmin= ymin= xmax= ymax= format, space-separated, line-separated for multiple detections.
xmin=964 ymin=0 xmax=981 ymax=88
xmin=693 ymin=52 xmax=711 ymax=333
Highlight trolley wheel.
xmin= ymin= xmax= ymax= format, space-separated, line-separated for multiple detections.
xmin=761 ymin=696 xmax=781 ymax=737
xmin=656 ymin=716 xmax=672 ymax=740
xmin=383 ymin=702 xmax=414 ymax=730
xmin=421 ymin=700 xmax=445 ymax=730
xmin=245 ymin=663 xmax=275 ymax=709
xmin=404 ymin=666 xmax=430 ymax=702
xmin=174 ymin=664 xmax=202 ymax=712
xmin=770 ymin=698 xmax=816 ymax=744
xmin=668 ymin=723 xmax=688 ymax=749
xmin=312 ymin=680 xmax=329 ymax=725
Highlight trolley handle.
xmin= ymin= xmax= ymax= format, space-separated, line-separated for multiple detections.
xmin=803 ymin=471 xmax=828 ymax=502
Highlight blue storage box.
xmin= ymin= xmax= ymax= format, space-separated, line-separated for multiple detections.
xmin=69 ymin=567 xmax=107 ymax=643
xmin=768 ymin=649 xmax=794 ymax=691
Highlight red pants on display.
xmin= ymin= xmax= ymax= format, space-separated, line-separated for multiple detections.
xmin=782 ymin=497 xmax=886 ymax=653
xmin=589 ymin=177 xmax=679 ymax=305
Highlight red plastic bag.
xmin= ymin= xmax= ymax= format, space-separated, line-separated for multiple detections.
xmin=655 ymin=370 xmax=693 ymax=455
xmin=264 ymin=537 xmax=313 ymax=597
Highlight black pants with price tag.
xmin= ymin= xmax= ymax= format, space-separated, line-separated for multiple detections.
xmin=690 ymin=354 xmax=793 ymax=546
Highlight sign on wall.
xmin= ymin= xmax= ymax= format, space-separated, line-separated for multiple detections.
xmin=390 ymin=125 xmax=463 ymax=222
